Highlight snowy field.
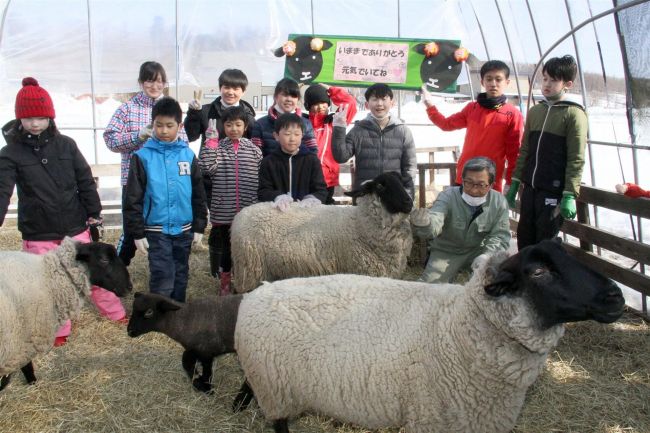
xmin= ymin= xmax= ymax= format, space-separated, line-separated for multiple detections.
xmin=1 ymin=93 xmax=648 ymax=310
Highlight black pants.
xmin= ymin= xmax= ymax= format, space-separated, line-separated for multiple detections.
xmin=209 ymin=224 xmax=232 ymax=274
xmin=517 ymin=185 xmax=564 ymax=250
xmin=325 ymin=186 xmax=335 ymax=205
xmin=117 ymin=185 xmax=137 ymax=266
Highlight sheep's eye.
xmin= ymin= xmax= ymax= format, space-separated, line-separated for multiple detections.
xmin=295 ymin=57 xmax=300 ymax=61
xmin=531 ymin=267 xmax=548 ymax=278
xmin=312 ymin=55 xmax=316 ymax=59
xmin=144 ymin=309 xmax=154 ymax=319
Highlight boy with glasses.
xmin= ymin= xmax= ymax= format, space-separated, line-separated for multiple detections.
xmin=411 ymin=157 xmax=510 ymax=283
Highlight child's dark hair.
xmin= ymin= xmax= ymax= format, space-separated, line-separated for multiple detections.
xmin=152 ymin=97 xmax=182 ymax=123
xmin=364 ymin=83 xmax=393 ymax=101
xmin=543 ymin=55 xmax=578 ymax=82
xmin=222 ymin=105 xmax=249 ymax=127
xmin=273 ymin=78 xmax=301 ymax=98
xmin=274 ymin=113 xmax=305 ymax=134
xmin=480 ymin=60 xmax=510 ymax=79
xmin=218 ymin=69 xmax=249 ymax=91
xmin=138 ymin=61 xmax=167 ymax=84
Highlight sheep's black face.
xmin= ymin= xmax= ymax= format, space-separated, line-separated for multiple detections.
xmin=413 ymin=41 xmax=464 ymax=92
xmin=274 ymin=36 xmax=333 ymax=84
xmin=127 ymin=292 xmax=182 ymax=337
xmin=76 ymin=242 xmax=132 ymax=297
xmin=345 ymin=171 xmax=413 ymax=214
xmin=485 ymin=239 xmax=625 ymax=328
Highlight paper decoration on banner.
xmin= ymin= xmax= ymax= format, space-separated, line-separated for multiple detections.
xmin=274 ymin=34 xmax=468 ymax=92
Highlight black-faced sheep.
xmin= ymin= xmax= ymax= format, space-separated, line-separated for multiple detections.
xmin=274 ymin=35 xmax=333 ymax=83
xmin=0 ymin=238 xmax=131 ymax=391
xmin=234 ymin=239 xmax=625 ymax=433
xmin=230 ymin=171 xmax=414 ymax=293
xmin=127 ymin=292 xmax=242 ymax=393
xmin=413 ymin=40 xmax=464 ymax=91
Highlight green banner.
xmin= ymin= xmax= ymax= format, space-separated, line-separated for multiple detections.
xmin=274 ymin=34 xmax=466 ymax=92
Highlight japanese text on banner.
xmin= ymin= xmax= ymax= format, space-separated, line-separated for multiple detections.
xmin=333 ymin=41 xmax=409 ymax=83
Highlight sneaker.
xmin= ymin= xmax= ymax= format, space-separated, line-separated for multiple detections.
xmin=54 ymin=336 xmax=68 ymax=347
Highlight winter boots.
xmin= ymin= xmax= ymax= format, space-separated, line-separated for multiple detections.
xmin=219 ymin=272 xmax=231 ymax=296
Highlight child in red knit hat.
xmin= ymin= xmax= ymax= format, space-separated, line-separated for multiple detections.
xmin=0 ymin=77 xmax=127 ymax=347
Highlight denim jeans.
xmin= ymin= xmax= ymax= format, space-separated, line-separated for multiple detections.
xmin=146 ymin=231 xmax=193 ymax=302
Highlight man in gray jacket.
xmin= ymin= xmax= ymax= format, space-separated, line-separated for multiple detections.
xmin=331 ymin=83 xmax=417 ymax=198
xmin=411 ymin=157 xmax=511 ymax=283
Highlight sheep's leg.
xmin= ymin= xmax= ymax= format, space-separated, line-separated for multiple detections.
xmin=191 ymin=357 xmax=214 ymax=394
xmin=21 ymin=362 xmax=36 ymax=384
xmin=0 ymin=374 xmax=10 ymax=391
xmin=232 ymin=380 xmax=255 ymax=412
xmin=272 ymin=419 xmax=289 ymax=433
xmin=181 ymin=350 xmax=198 ymax=379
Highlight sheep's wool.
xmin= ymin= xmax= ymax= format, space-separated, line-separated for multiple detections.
xmin=236 ymin=261 xmax=564 ymax=433
xmin=231 ymin=193 xmax=412 ymax=293
xmin=0 ymin=238 xmax=90 ymax=375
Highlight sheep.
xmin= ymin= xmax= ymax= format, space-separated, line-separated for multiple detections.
xmin=231 ymin=171 xmax=414 ymax=293
xmin=273 ymin=35 xmax=334 ymax=83
xmin=0 ymin=238 xmax=132 ymax=391
xmin=234 ymin=239 xmax=625 ymax=433
xmin=127 ymin=292 xmax=243 ymax=394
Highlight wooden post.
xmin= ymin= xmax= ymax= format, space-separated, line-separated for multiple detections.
xmin=419 ymin=169 xmax=426 ymax=209
xmin=575 ymin=199 xmax=593 ymax=252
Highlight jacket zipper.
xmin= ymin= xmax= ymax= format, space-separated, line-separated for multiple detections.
xmin=530 ymin=104 xmax=553 ymax=188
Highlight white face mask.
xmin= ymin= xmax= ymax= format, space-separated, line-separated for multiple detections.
xmin=462 ymin=192 xmax=487 ymax=207
xmin=545 ymin=88 xmax=566 ymax=103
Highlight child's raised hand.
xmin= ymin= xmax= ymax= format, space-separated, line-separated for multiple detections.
xmin=189 ymin=89 xmax=202 ymax=110
xmin=205 ymin=118 xmax=219 ymax=140
xmin=138 ymin=124 xmax=153 ymax=142
xmin=332 ymin=106 xmax=348 ymax=128
xmin=420 ymin=85 xmax=435 ymax=108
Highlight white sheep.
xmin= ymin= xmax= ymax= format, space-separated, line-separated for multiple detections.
xmin=0 ymin=238 xmax=131 ymax=390
xmin=234 ymin=239 xmax=625 ymax=433
xmin=231 ymin=171 xmax=414 ymax=293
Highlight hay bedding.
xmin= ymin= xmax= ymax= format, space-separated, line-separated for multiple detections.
xmin=0 ymin=226 xmax=648 ymax=433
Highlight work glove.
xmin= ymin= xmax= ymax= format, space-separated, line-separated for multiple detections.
xmin=560 ymin=193 xmax=577 ymax=219
xmin=189 ymin=89 xmax=202 ymax=111
xmin=420 ymin=84 xmax=435 ymax=108
xmin=471 ymin=253 xmax=490 ymax=271
xmin=273 ymin=194 xmax=293 ymax=212
xmin=410 ymin=208 xmax=431 ymax=227
xmin=204 ymin=118 xmax=219 ymax=149
xmin=138 ymin=124 xmax=153 ymax=142
xmin=87 ymin=216 xmax=104 ymax=241
xmin=332 ymin=106 xmax=348 ymax=128
xmin=134 ymin=238 xmax=149 ymax=254
xmin=192 ymin=232 xmax=204 ymax=248
xmin=505 ymin=179 xmax=520 ymax=209
xmin=298 ymin=195 xmax=322 ymax=208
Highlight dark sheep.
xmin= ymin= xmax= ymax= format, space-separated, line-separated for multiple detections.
xmin=274 ymin=36 xmax=333 ymax=84
xmin=413 ymin=40 xmax=464 ymax=92
xmin=127 ymin=292 xmax=242 ymax=394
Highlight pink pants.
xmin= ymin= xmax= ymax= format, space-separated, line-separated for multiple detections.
xmin=22 ymin=230 xmax=126 ymax=338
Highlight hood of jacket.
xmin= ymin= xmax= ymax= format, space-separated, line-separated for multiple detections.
xmin=356 ymin=113 xmax=403 ymax=131
xmin=2 ymin=119 xmax=59 ymax=147
xmin=269 ymin=142 xmax=312 ymax=159
xmin=539 ymin=95 xmax=585 ymax=111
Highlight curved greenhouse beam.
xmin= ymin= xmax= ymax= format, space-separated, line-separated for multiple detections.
xmin=526 ymin=0 xmax=650 ymax=112
xmin=0 ymin=0 xmax=11 ymax=50
xmin=495 ymin=0 xmax=523 ymax=106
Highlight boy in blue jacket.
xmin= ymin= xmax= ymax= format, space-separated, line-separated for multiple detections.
xmin=124 ymin=97 xmax=207 ymax=302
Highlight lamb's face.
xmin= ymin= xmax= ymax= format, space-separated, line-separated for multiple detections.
xmin=127 ymin=292 xmax=182 ymax=337
xmin=76 ymin=242 xmax=132 ymax=297
xmin=484 ymin=239 xmax=625 ymax=328
xmin=345 ymin=171 xmax=413 ymax=214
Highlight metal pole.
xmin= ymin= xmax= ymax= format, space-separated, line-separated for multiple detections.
xmin=524 ymin=0 xmax=543 ymax=58
xmin=85 ymin=0 xmax=98 ymax=164
xmin=310 ymin=0 xmax=315 ymax=35
xmin=396 ymin=0 xmax=402 ymax=121
xmin=495 ymin=0 xmax=523 ymax=106
xmin=175 ymin=0 xmax=179 ymax=100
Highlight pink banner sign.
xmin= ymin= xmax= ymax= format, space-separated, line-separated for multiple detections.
xmin=333 ymin=41 xmax=409 ymax=83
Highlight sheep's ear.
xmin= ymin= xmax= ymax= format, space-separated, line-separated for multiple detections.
xmin=345 ymin=179 xmax=374 ymax=198
xmin=157 ymin=298 xmax=182 ymax=312
xmin=322 ymin=40 xmax=333 ymax=51
xmin=273 ymin=47 xmax=286 ymax=57
xmin=484 ymin=254 xmax=520 ymax=297
xmin=75 ymin=243 xmax=91 ymax=262
xmin=413 ymin=43 xmax=426 ymax=55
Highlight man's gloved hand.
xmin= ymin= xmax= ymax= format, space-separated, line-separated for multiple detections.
xmin=87 ymin=216 xmax=104 ymax=241
xmin=505 ymin=179 xmax=520 ymax=209
xmin=206 ymin=118 xmax=219 ymax=140
xmin=410 ymin=208 xmax=431 ymax=227
xmin=298 ymin=195 xmax=322 ymax=208
xmin=138 ymin=124 xmax=153 ymax=142
xmin=189 ymin=89 xmax=202 ymax=111
xmin=134 ymin=238 xmax=149 ymax=254
xmin=192 ymin=232 xmax=204 ymax=248
xmin=420 ymin=84 xmax=435 ymax=108
xmin=273 ymin=194 xmax=293 ymax=212
xmin=471 ymin=253 xmax=490 ymax=271
xmin=560 ymin=193 xmax=577 ymax=219
xmin=332 ymin=106 xmax=348 ymax=128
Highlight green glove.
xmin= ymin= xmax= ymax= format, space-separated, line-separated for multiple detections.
xmin=505 ymin=180 xmax=520 ymax=209
xmin=560 ymin=193 xmax=577 ymax=219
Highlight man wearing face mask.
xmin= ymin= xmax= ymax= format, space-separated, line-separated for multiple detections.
xmin=411 ymin=157 xmax=511 ymax=283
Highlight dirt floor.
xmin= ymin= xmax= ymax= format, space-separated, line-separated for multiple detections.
xmin=0 ymin=226 xmax=648 ymax=433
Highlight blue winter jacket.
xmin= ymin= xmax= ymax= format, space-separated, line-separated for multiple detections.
xmin=124 ymin=135 xmax=207 ymax=238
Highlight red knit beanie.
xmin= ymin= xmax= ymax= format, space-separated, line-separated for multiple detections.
xmin=15 ymin=77 xmax=56 ymax=119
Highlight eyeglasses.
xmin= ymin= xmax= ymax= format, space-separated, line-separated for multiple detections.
xmin=462 ymin=179 xmax=491 ymax=190
xmin=143 ymin=79 xmax=167 ymax=88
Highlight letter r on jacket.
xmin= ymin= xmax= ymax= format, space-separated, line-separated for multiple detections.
xmin=178 ymin=161 xmax=191 ymax=176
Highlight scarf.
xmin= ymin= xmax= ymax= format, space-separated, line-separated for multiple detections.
xmin=477 ymin=92 xmax=507 ymax=110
